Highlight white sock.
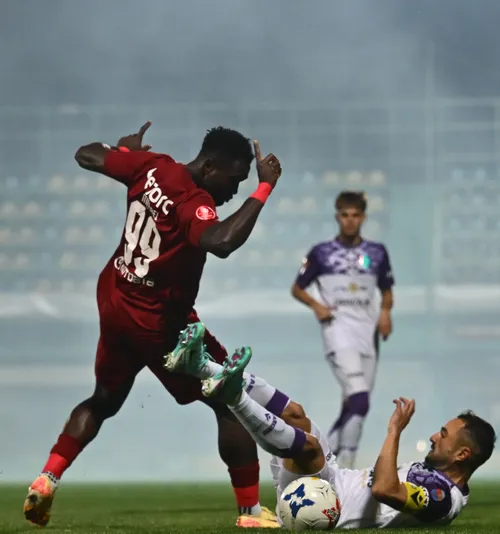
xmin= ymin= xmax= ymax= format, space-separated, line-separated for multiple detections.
xmin=229 ymin=391 xmax=305 ymax=458
xmin=239 ymin=503 xmax=263 ymax=516
xmin=337 ymin=449 xmax=356 ymax=469
xmin=328 ymin=428 xmax=340 ymax=455
xmin=195 ymin=359 xmax=221 ymax=379
xmin=338 ymin=414 xmax=365 ymax=468
xmin=243 ymin=373 xmax=281 ymax=409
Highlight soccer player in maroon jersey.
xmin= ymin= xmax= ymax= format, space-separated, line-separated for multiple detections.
xmin=24 ymin=122 xmax=282 ymax=528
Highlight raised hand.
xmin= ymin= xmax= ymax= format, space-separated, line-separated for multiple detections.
xmin=253 ymin=140 xmax=282 ymax=189
xmin=117 ymin=121 xmax=152 ymax=152
xmin=388 ymin=397 xmax=415 ymax=434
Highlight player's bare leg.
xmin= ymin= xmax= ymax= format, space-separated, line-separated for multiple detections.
xmin=24 ymin=380 xmax=133 ymax=527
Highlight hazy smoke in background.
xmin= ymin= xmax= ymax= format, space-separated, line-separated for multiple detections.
xmin=1 ymin=0 xmax=500 ymax=483
xmin=2 ymin=0 xmax=500 ymax=107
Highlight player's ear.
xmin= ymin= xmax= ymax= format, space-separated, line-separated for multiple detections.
xmin=456 ymin=445 xmax=472 ymax=463
xmin=202 ymin=158 xmax=216 ymax=178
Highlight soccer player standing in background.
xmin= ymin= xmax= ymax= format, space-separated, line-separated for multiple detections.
xmin=291 ymin=191 xmax=395 ymax=468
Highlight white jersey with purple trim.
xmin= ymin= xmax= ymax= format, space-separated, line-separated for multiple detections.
xmin=272 ymin=424 xmax=469 ymax=529
xmin=295 ymin=239 xmax=394 ymax=356
xmin=331 ymin=460 xmax=469 ymax=529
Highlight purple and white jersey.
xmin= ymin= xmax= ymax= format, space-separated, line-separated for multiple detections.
xmin=295 ymin=239 xmax=394 ymax=355
xmin=272 ymin=423 xmax=469 ymax=529
xmin=332 ymin=460 xmax=469 ymax=529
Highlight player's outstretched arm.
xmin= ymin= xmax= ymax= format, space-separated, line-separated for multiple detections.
xmin=199 ymin=140 xmax=282 ymax=258
xmin=75 ymin=142 xmax=110 ymax=173
xmin=371 ymin=398 xmax=415 ymax=510
xmin=75 ymin=121 xmax=152 ymax=174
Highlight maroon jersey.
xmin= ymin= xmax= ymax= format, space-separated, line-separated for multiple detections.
xmin=97 ymin=150 xmax=219 ymax=339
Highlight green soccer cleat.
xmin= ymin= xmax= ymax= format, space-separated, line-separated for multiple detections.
xmin=201 ymin=346 xmax=253 ymax=405
xmin=163 ymin=322 xmax=208 ymax=375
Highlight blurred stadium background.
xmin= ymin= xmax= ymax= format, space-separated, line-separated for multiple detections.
xmin=1 ymin=0 xmax=499 ymax=482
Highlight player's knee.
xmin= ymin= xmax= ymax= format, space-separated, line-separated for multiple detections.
xmin=84 ymin=395 xmax=120 ymax=420
xmin=292 ymin=433 xmax=324 ymax=469
xmin=348 ymin=391 xmax=370 ymax=417
xmin=303 ymin=433 xmax=321 ymax=456
xmin=282 ymin=401 xmax=308 ymax=428
xmin=87 ymin=384 xmax=130 ymax=420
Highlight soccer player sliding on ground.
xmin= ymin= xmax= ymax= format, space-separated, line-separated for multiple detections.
xmin=165 ymin=322 xmax=496 ymax=529
xmin=24 ymin=122 xmax=282 ymax=528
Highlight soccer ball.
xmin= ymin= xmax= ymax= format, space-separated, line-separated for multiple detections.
xmin=278 ymin=476 xmax=341 ymax=531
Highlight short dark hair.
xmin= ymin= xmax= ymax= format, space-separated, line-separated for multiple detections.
xmin=201 ymin=126 xmax=254 ymax=166
xmin=458 ymin=411 xmax=496 ymax=472
xmin=335 ymin=191 xmax=367 ymax=212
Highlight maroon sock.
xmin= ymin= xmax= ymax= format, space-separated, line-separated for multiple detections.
xmin=228 ymin=461 xmax=260 ymax=513
xmin=41 ymin=433 xmax=82 ymax=480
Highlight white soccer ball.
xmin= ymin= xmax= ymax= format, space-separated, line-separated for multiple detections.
xmin=278 ymin=476 xmax=341 ymax=531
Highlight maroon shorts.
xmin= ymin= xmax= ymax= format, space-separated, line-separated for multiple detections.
xmin=94 ymin=312 xmax=227 ymax=405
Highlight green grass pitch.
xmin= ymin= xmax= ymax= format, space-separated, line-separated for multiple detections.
xmin=0 ymin=482 xmax=499 ymax=533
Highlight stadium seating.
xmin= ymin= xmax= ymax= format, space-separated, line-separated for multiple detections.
xmin=0 ymin=169 xmax=389 ymax=293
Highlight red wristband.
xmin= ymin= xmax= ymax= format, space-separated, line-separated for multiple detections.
xmin=250 ymin=183 xmax=273 ymax=204
xmin=117 ymin=146 xmax=130 ymax=153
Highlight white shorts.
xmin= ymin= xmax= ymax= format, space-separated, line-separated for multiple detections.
xmin=325 ymin=349 xmax=378 ymax=398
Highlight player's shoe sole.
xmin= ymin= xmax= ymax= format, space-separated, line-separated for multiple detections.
xmin=201 ymin=346 xmax=252 ymax=403
xmin=24 ymin=474 xmax=57 ymax=527
xmin=163 ymin=322 xmax=206 ymax=374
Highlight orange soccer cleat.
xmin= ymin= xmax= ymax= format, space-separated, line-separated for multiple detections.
xmin=24 ymin=474 xmax=58 ymax=527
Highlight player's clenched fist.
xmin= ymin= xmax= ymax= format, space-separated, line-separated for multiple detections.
xmin=253 ymin=140 xmax=282 ymax=188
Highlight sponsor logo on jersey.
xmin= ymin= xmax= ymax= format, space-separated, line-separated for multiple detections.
xmin=336 ymin=298 xmax=371 ymax=306
xmin=196 ymin=205 xmax=216 ymax=221
xmin=334 ymin=283 xmax=368 ymax=293
xmin=366 ymin=468 xmax=374 ymax=487
xmin=142 ymin=168 xmax=174 ymax=218
xmin=114 ymin=256 xmax=155 ymax=287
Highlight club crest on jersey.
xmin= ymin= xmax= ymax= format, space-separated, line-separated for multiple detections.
xmin=143 ymin=168 xmax=174 ymax=217
xmin=357 ymin=253 xmax=371 ymax=269
xmin=196 ymin=205 xmax=216 ymax=221
xmin=283 ymin=483 xmax=315 ymax=518
xmin=431 ymin=488 xmax=446 ymax=502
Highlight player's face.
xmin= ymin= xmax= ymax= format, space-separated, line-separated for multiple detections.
xmin=425 ymin=418 xmax=472 ymax=470
xmin=335 ymin=207 xmax=365 ymax=238
xmin=202 ymin=159 xmax=250 ymax=206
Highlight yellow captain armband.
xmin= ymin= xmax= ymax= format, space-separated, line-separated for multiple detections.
xmin=402 ymin=482 xmax=430 ymax=513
